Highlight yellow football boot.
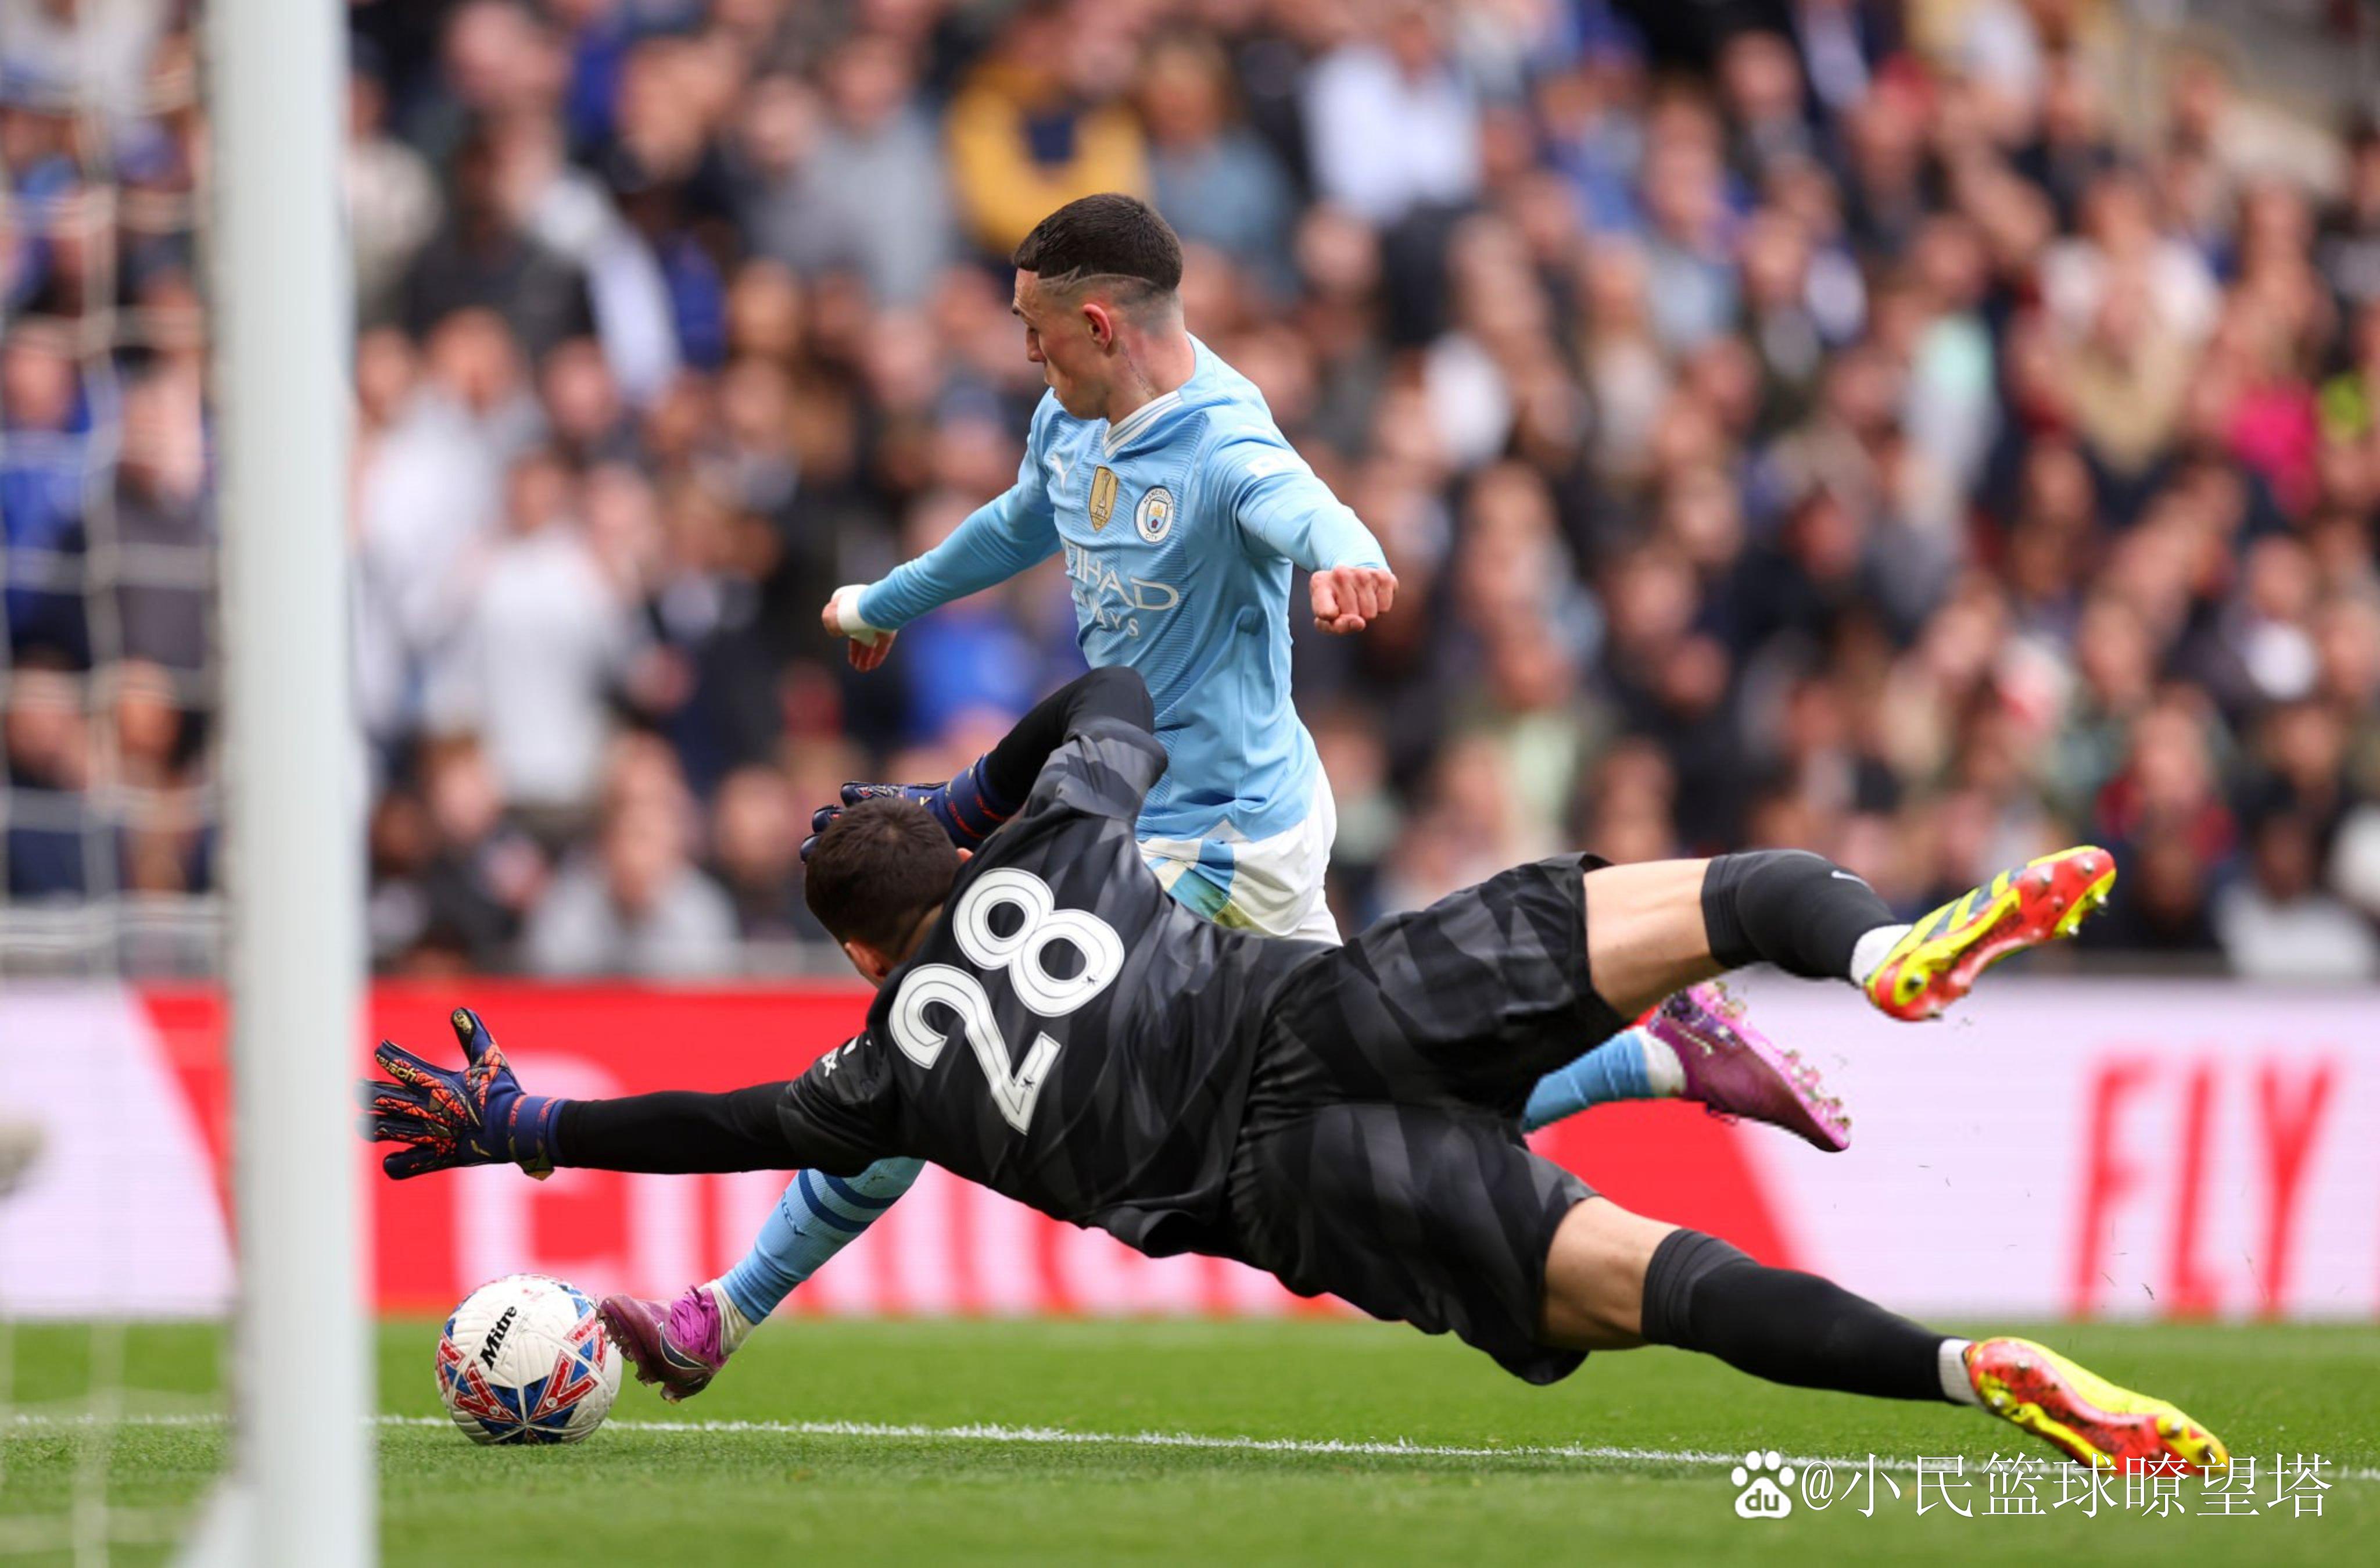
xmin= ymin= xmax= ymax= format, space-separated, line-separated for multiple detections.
xmin=1866 ymin=846 xmax=2115 ymax=1021
xmin=1966 ymin=1336 xmax=2230 ymax=1474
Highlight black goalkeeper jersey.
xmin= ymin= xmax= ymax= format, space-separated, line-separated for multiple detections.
xmin=772 ymin=714 xmax=1326 ymax=1259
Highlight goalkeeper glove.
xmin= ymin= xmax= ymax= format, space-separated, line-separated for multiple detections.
xmin=799 ymin=756 xmax=1018 ymax=861
xmin=356 ymin=1007 xmax=562 ymax=1180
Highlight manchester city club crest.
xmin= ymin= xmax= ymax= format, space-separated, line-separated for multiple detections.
xmin=1134 ymin=485 xmax=1175 ymax=543
xmin=1088 ymin=466 xmax=1119 ymax=531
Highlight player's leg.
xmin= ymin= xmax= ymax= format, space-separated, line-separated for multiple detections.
xmin=1515 ymin=852 xmax=1884 ymax=1150
xmin=1224 ymin=792 xmax=1845 ymax=1145
xmin=599 ymin=1157 xmax=924 ymax=1401
xmin=1189 ymin=810 xmax=1835 ymax=1146
xmin=1583 ymin=851 xmax=1892 ymax=1021
xmin=1536 ymin=1195 xmax=2228 ymax=1472
xmin=1861 ymin=845 xmax=2114 ymax=1018
xmin=1579 ymin=844 xmax=2112 ymax=1022
xmin=1230 ymin=1098 xmax=2210 ymax=1472
xmin=1519 ymin=984 xmax=1849 ymax=1151
xmin=1281 ymin=854 xmax=1856 ymax=1130
xmin=716 ymin=1158 xmax=922 ymax=1323
xmin=1224 ymin=1101 xmax=1607 ymax=1386
xmin=1227 ymin=800 xmax=1844 ymax=1145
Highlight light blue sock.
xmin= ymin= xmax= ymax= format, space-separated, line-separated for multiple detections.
xmin=1522 ymin=1026 xmax=1664 ymax=1132
xmin=718 ymin=1156 xmax=924 ymax=1326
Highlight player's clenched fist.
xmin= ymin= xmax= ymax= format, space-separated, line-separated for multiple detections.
xmin=822 ymin=584 xmax=896 ymax=671
xmin=1310 ymin=564 xmax=1397 ymax=634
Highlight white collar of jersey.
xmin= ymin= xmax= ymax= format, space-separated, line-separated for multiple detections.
xmin=1102 ymin=388 xmax=1185 ymax=455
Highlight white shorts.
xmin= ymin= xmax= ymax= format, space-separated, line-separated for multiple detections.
xmin=1140 ymin=773 xmax=1342 ymax=946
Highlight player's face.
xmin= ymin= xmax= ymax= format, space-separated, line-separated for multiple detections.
xmin=1012 ymin=271 xmax=1105 ymax=418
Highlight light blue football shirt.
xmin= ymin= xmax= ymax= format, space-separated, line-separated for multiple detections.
xmin=858 ymin=336 xmax=1386 ymax=849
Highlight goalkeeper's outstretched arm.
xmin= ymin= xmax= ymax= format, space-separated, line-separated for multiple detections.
xmin=358 ymin=1009 xmax=875 ymax=1181
xmin=551 ymin=1086 xmax=811 ymax=1174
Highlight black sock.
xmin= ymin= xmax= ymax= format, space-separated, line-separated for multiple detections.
xmin=1639 ymin=1230 xmax=1952 ymax=1403
xmin=1700 ymin=850 xmax=1895 ymax=979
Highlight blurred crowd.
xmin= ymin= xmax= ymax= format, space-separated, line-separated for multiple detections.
xmin=8 ymin=0 xmax=2380 ymax=981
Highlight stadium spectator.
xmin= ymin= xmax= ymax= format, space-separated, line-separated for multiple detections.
xmin=410 ymin=733 xmax=550 ymax=972
xmin=708 ymin=763 xmax=815 ymax=943
xmin=2216 ymin=808 xmax=2379 ymax=980
xmin=403 ymin=118 xmax=592 ymax=362
xmin=2320 ymin=115 xmax=2380 ymax=312
xmin=0 ymin=323 xmax=88 ymax=664
xmin=744 ymin=34 xmax=955 ymax=306
xmin=0 ymin=0 xmax=167 ymax=126
xmin=1303 ymin=0 xmax=1482 ymax=227
xmin=1138 ymin=31 xmax=1296 ymax=297
xmin=347 ymin=46 xmax=443 ymax=331
xmin=945 ymin=0 xmax=1149 ymax=255
xmin=2 ymin=657 xmax=95 ymax=899
xmin=522 ymin=735 xmax=737 ymax=977
xmin=112 ymin=368 xmax=210 ymax=673
xmin=426 ymin=446 xmax=646 ymax=828
xmin=12 ymin=0 xmax=2380 ymax=983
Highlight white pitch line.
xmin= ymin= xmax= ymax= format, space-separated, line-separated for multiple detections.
xmin=12 ymin=1412 xmax=2377 ymax=1484
xmin=375 ymin=1415 xmax=2380 ymax=1483
xmin=380 ymin=1412 xmax=1750 ymax=1466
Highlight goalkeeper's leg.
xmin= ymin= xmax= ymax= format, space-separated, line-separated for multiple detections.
xmin=1522 ymin=846 xmax=2112 ymax=1150
xmin=1544 ymin=1197 xmax=2228 ymax=1473
xmin=1195 ymin=798 xmax=1849 ymax=1147
xmin=1577 ymin=846 xmax=2113 ymax=1023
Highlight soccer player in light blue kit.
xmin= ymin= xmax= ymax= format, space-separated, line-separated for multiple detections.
xmin=599 ymin=196 xmax=1848 ymax=1399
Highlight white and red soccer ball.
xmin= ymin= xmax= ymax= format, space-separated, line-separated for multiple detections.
xmin=436 ymin=1273 xmax=623 ymax=1445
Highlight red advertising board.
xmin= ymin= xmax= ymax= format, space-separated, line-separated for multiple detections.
xmin=1 ymin=979 xmax=2370 ymax=1323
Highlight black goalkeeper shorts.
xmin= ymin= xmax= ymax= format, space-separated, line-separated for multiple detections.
xmin=1225 ymin=854 xmax=1629 ymax=1384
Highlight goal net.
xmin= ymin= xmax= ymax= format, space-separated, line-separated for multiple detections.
xmin=1 ymin=0 xmax=368 ymax=1561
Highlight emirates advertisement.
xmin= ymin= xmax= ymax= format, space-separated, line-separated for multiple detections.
xmin=1 ymin=977 xmax=2373 ymax=1323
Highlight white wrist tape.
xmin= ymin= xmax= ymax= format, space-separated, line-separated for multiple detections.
xmin=830 ymin=583 xmax=886 ymax=646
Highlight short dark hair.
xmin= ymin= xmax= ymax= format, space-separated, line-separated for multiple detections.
xmin=1011 ymin=194 xmax=1183 ymax=299
xmin=803 ymin=797 xmax=960 ymax=953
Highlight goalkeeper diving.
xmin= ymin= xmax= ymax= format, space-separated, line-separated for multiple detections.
xmin=621 ymin=194 xmax=1849 ymax=1391
xmin=360 ymin=664 xmax=2217 ymax=1478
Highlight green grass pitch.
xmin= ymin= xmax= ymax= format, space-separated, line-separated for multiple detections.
xmin=3 ymin=1318 xmax=2373 ymax=1565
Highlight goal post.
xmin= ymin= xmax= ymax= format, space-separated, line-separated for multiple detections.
xmin=195 ymin=0 xmax=372 ymax=1559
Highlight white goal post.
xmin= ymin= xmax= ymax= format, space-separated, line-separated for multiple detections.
xmin=188 ymin=0 xmax=372 ymax=1560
